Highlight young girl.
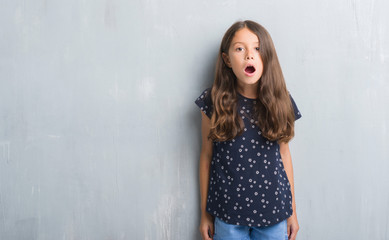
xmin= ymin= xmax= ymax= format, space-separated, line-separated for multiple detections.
xmin=195 ymin=20 xmax=302 ymax=240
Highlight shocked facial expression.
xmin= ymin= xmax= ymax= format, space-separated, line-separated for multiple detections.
xmin=222 ymin=27 xmax=264 ymax=86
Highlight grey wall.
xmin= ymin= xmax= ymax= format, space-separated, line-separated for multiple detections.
xmin=1 ymin=0 xmax=388 ymax=239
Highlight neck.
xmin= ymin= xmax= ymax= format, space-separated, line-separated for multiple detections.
xmin=236 ymin=82 xmax=258 ymax=99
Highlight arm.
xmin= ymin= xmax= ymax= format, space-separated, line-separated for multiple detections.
xmin=279 ymin=142 xmax=299 ymax=240
xmin=198 ymin=111 xmax=214 ymax=240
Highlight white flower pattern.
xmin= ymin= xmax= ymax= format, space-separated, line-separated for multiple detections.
xmin=195 ymin=88 xmax=302 ymax=227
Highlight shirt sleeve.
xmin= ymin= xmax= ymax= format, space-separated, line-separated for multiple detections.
xmin=289 ymin=93 xmax=302 ymax=121
xmin=194 ymin=88 xmax=213 ymax=119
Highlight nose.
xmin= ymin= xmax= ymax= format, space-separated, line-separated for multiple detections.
xmin=246 ymin=50 xmax=254 ymax=60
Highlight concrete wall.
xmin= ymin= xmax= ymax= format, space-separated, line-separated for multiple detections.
xmin=1 ymin=0 xmax=388 ymax=239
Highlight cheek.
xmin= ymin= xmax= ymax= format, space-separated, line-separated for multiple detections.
xmin=258 ymin=63 xmax=264 ymax=73
xmin=257 ymin=57 xmax=264 ymax=68
xmin=230 ymin=55 xmax=243 ymax=66
xmin=258 ymin=61 xmax=264 ymax=69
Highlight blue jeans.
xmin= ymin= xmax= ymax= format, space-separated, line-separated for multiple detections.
xmin=213 ymin=217 xmax=288 ymax=240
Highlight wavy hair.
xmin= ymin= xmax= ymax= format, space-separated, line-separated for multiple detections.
xmin=208 ymin=20 xmax=295 ymax=143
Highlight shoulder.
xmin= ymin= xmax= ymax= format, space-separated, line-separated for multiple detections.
xmin=198 ymin=87 xmax=212 ymax=100
xmin=287 ymin=91 xmax=302 ymax=121
xmin=194 ymin=87 xmax=213 ymax=119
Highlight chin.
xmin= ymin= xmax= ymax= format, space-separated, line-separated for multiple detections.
xmin=237 ymin=75 xmax=261 ymax=86
xmin=247 ymin=78 xmax=261 ymax=85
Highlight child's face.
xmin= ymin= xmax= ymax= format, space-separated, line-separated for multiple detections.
xmin=223 ymin=28 xmax=264 ymax=86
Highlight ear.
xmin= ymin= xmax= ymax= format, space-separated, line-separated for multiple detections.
xmin=222 ymin=53 xmax=231 ymax=68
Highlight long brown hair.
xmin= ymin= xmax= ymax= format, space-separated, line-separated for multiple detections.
xmin=209 ymin=20 xmax=295 ymax=143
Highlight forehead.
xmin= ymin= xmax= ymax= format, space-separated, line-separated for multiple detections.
xmin=231 ymin=28 xmax=259 ymax=45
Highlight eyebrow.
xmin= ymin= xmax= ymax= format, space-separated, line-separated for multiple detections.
xmin=232 ymin=41 xmax=259 ymax=44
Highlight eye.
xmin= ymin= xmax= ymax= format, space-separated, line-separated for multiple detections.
xmin=236 ymin=47 xmax=244 ymax=52
xmin=255 ymin=47 xmax=260 ymax=51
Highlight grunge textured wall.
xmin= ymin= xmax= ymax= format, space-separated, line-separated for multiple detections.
xmin=0 ymin=0 xmax=388 ymax=239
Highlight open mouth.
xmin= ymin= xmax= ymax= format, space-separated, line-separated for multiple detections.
xmin=245 ymin=65 xmax=256 ymax=74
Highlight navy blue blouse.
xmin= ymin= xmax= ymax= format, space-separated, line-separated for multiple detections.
xmin=195 ymin=88 xmax=302 ymax=227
